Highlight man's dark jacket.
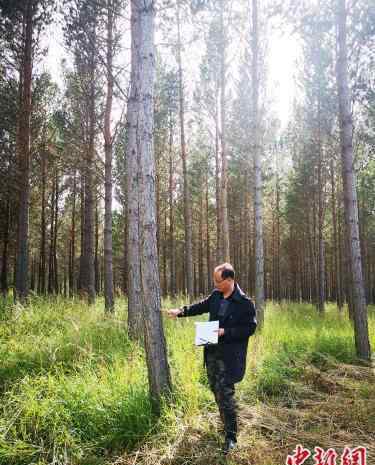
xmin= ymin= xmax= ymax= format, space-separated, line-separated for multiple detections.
xmin=178 ymin=283 xmax=257 ymax=384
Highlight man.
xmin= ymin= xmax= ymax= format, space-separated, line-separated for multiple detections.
xmin=166 ymin=263 xmax=257 ymax=454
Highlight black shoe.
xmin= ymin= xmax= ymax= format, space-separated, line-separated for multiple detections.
xmin=223 ymin=438 xmax=237 ymax=454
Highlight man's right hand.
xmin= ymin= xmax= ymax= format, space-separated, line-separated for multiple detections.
xmin=164 ymin=308 xmax=183 ymax=319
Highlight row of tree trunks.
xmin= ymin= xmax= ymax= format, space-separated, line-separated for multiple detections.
xmin=12 ymin=149 xmax=370 ymax=312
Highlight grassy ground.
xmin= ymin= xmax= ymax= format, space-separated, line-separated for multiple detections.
xmin=0 ymin=296 xmax=374 ymax=465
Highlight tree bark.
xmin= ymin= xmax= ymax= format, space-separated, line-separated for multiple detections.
xmin=53 ymin=170 xmax=59 ymax=293
xmin=330 ymin=158 xmax=343 ymax=310
xmin=122 ymin=205 xmax=128 ymax=296
xmin=251 ymin=0 xmax=264 ymax=327
xmin=219 ymin=0 xmax=230 ymax=263
xmin=69 ymin=170 xmax=77 ymax=297
xmin=163 ymin=209 xmax=168 ymax=297
xmin=78 ymin=173 xmax=85 ymax=293
xmin=82 ymin=55 xmax=96 ymax=305
xmin=126 ymin=0 xmax=144 ymax=340
xmin=176 ymin=0 xmax=193 ymax=299
xmin=48 ymin=171 xmax=56 ymax=294
xmin=95 ymin=199 xmax=100 ymax=294
xmin=199 ymin=190 xmax=204 ymax=295
xmin=168 ymin=112 xmax=176 ymax=296
xmin=214 ymin=83 xmax=221 ymax=264
xmin=336 ymin=0 xmax=371 ymax=360
xmin=38 ymin=135 xmax=47 ymax=295
xmin=14 ymin=0 xmax=33 ymax=304
xmin=206 ymin=174 xmax=211 ymax=293
xmin=1 ymin=196 xmax=10 ymax=297
xmin=104 ymin=0 xmax=115 ymax=312
xmin=317 ymin=109 xmax=325 ymax=312
xmin=131 ymin=0 xmax=172 ymax=412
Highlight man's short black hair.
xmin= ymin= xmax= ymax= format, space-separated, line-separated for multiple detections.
xmin=214 ymin=262 xmax=235 ymax=280
xmin=221 ymin=267 xmax=235 ymax=280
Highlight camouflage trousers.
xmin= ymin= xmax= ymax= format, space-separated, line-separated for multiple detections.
xmin=205 ymin=348 xmax=238 ymax=441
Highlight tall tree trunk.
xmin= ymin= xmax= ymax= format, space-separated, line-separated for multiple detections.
xmin=330 ymin=158 xmax=343 ymax=310
xmin=272 ymin=198 xmax=276 ymax=300
xmin=122 ymin=206 xmax=128 ymax=296
xmin=156 ymin=150 xmax=160 ymax=257
xmin=317 ymin=108 xmax=325 ymax=312
xmin=168 ymin=112 xmax=176 ymax=297
xmin=336 ymin=0 xmax=371 ymax=360
xmin=84 ymin=88 xmax=95 ymax=305
xmin=126 ymin=0 xmax=144 ymax=339
xmin=69 ymin=171 xmax=77 ymax=297
xmin=78 ymin=173 xmax=85 ymax=293
xmin=176 ymin=0 xmax=193 ymax=299
xmin=63 ymin=249 xmax=67 ymax=297
xmin=206 ymin=174 xmax=211 ymax=293
xmin=14 ymin=0 xmax=33 ymax=304
xmin=82 ymin=47 xmax=97 ymax=305
xmin=160 ymin=208 xmax=168 ymax=296
xmin=53 ymin=170 xmax=59 ymax=294
xmin=276 ymin=171 xmax=281 ymax=301
xmin=215 ymin=83 xmax=221 ymax=264
xmin=199 ymin=190 xmax=204 ymax=295
xmin=219 ymin=0 xmax=230 ymax=263
xmin=30 ymin=255 xmax=36 ymax=292
xmin=104 ymin=0 xmax=115 ymax=312
xmin=48 ymin=174 xmax=55 ymax=295
xmin=251 ymin=0 xmax=264 ymax=327
xmin=307 ymin=205 xmax=317 ymax=304
xmin=95 ymin=199 xmax=100 ymax=294
xmin=162 ymin=207 xmax=168 ymax=296
xmin=131 ymin=0 xmax=172 ymax=412
xmin=38 ymin=137 xmax=47 ymax=295
xmin=1 ymin=196 xmax=10 ymax=297
xmin=312 ymin=189 xmax=319 ymax=305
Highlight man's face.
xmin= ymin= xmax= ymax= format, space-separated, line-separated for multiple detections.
xmin=213 ymin=271 xmax=233 ymax=294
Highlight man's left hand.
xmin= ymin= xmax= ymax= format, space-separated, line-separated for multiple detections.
xmin=214 ymin=328 xmax=225 ymax=337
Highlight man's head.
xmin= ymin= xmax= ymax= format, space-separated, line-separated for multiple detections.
xmin=213 ymin=263 xmax=235 ymax=294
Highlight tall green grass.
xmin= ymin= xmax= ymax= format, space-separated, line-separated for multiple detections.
xmin=0 ymin=296 xmax=133 ymax=391
xmin=0 ymin=297 xmax=156 ymax=464
xmin=0 ymin=296 xmax=374 ymax=464
xmin=246 ymin=302 xmax=375 ymax=400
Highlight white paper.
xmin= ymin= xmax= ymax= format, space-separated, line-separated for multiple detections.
xmin=194 ymin=321 xmax=219 ymax=346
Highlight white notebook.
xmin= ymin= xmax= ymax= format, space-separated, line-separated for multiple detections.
xmin=194 ymin=321 xmax=219 ymax=346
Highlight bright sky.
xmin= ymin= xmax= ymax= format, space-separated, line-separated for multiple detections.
xmin=268 ymin=31 xmax=300 ymax=128
xmin=43 ymin=5 xmax=301 ymax=132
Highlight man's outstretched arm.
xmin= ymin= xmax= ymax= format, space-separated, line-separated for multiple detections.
xmin=165 ymin=293 xmax=212 ymax=319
